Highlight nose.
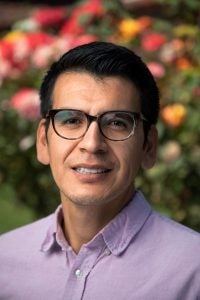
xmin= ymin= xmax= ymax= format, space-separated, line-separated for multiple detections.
xmin=78 ymin=120 xmax=108 ymax=154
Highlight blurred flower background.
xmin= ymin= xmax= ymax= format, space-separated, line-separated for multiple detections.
xmin=0 ymin=0 xmax=200 ymax=233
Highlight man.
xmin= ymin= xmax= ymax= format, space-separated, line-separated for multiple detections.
xmin=0 ymin=41 xmax=200 ymax=300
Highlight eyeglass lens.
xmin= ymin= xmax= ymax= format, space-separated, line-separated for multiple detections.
xmin=53 ymin=110 xmax=136 ymax=141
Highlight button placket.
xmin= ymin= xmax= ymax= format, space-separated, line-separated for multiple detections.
xmin=63 ymin=236 xmax=106 ymax=299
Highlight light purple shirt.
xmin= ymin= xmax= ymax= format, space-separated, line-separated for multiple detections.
xmin=0 ymin=191 xmax=200 ymax=300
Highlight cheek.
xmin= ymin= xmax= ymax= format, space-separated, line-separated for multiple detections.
xmin=117 ymin=142 xmax=144 ymax=177
xmin=47 ymin=137 xmax=76 ymax=172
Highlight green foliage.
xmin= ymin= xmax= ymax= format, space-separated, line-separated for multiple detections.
xmin=156 ymin=0 xmax=200 ymax=23
xmin=0 ymin=184 xmax=36 ymax=234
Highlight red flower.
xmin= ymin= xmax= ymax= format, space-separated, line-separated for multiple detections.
xmin=25 ymin=32 xmax=55 ymax=50
xmin=141 ymin=33 xmax=166 ymax=52
xmin=60 ymin=16 xmax=84 ymax=36
xmin=60 ymin=0 xmax=103 ymax=36
xmin=10 ymin=88 xmax=40 ymax=120
xmin=33 ymin=7 xmax=66 ymax=27
xmin=0 ymin=40 xmax=13 ymax=60
xmin=72 ymin=0 xmax=103 ymax=18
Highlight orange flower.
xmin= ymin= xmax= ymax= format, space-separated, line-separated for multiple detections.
xmin=171 ymin=38 xmax=185 ymax=52
xmin=161 ymin=104 xmax=187 ymax=127
xmin=118 ymin=18 xmax=141 ymax=40
xmin=175 ymin=57 xmax=193 ymax=70
xmin=137 ymin=16 xmax=152 ymax=31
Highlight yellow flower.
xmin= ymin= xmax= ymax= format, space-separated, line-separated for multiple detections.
xmin=3 ymin=31 xmax=25 ymax=43
xmin=118 ymin=18 xmax=141 ymax=40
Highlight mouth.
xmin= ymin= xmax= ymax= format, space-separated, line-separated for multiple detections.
xmin=74 ymin=167 xmax=111 ymax=174
xmin=71 ymin=164 xmax=112 ymax=183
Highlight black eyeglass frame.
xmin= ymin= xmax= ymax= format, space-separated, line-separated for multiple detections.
xmin=45 ymin=109 xmax=148 ymax=141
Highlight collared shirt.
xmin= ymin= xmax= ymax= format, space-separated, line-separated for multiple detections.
xmin=0 ymin=190 xmax=200 ymax=300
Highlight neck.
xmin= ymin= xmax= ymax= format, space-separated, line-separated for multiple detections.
xmin=61 ymin=192 xmax=133 ymax=253
xmin=61 ymin=205 xmax=107 ymax=253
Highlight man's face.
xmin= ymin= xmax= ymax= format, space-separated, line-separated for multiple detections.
xmin=37 ymin=72 xmax=157 ymax=210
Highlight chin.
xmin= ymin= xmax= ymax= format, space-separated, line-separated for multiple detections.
xmin=62 ymin=191 xmax=113 ymax=207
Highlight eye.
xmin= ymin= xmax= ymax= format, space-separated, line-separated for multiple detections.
xmin=61 ymin=117 xmax=82 ymax=125
xmin=55 ymin=111 xmax=85 ymax=128
xmin=107 ymin=118 xmax=128 ymax=129
xmin=102 ymin=113 xmax=133 ymax=132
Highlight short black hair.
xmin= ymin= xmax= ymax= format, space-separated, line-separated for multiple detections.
xmin=40 ymin=41 xmax=159 ymax=129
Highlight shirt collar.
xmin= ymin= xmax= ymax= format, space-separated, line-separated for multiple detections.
xmin=41 ymin=190 xmax=152 ymax=255
xmin=101 ymin=190 xmax=152 ymax=255
xmin=40 ymin=205 xmax=69 ymax=252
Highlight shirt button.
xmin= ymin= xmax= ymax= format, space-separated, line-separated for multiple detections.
xmin=105 ymin=249 xmax=111 ymax=255
xmin=75 ymin=269 xmax=82 ymax=278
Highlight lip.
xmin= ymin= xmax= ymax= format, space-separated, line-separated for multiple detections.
xmin=71 ymin=164 xmax=112 ymax=182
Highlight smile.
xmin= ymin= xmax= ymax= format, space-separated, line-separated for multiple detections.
xmin=75 ymin=167 xmax=110 ymax=174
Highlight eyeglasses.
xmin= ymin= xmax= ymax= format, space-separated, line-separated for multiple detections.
xmin=45 ymin=109 xmax=147 ymax=141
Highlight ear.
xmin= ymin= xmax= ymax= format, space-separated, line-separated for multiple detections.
xmin=141 ymin=125 xmax=158 ymax=170
xmin=36 ymin=119 xmax=50 ymax=165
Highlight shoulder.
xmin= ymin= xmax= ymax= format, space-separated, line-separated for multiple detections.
xmin=0 ymin=214 xmax=53 ymax=251
xmin=134 ymin=191 xmax=200 ymax=248
xmin=146 ymin=210 xmax=200 ymax=252
xmin=152 ymin=210 xmax=200 ymax=238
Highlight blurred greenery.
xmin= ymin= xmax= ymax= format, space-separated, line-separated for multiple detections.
xmin=0 ymin=0 xmax=200 ymax=234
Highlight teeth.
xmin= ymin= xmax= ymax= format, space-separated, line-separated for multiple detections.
xmin=76 ymin=167 xmax=108 ymax=174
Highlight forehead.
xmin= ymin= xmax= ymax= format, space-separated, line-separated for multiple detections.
xmin=52 ymin=71 xmax=141 ymax=112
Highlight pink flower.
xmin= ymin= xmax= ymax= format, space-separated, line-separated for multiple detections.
xmin=160 ymin=141 xmax=181 ymax=163
xmin=147 ymin=62 xmax=165 ymax=78
xmin=33 ymin=7 xmax=66 ymax=27
xmin=10 ymin=88 xmax=40 ymax=120
xmin=69 ymin=34 xmax=97 ymax=49
xmin=0 ymin=58 xmax=12 ymax=82
xmin=193 ymin=87 xmax=200 ymax=97
xmin=141 ymin=33 xmax=166 ymax=52
xmin=13 ymin=38 xmax=30 ymax=62
xmin=51 ymin=37 xmax=71 ymax=57
xmin=160 ymin=39 xmax=185 ymax=63
xmin=32 ymin=45 xmax=54 ymax=68
xmin=0 ymin=39 xmax=28 ymax=79
xmin=32 ymin=37 xmax=73 ymax=68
